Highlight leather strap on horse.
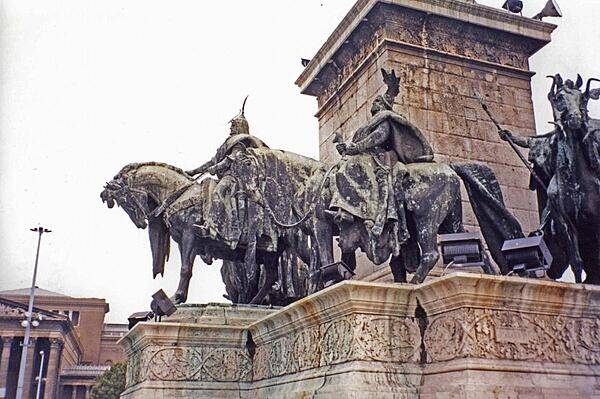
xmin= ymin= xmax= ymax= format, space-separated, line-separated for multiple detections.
xmin=151 ymin=182 xmax=195 ymax=218
xmin=255 ymin=162 xmax=338 ymax=229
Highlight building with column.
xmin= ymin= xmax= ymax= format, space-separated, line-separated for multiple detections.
xmin=0 ymin=288 xmax=127 ymax=399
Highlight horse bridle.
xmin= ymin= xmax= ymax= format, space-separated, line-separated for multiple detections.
xmin=114 ymin=177 xmax=194 ymax=222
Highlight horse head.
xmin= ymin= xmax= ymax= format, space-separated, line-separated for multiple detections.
xmin=100 ymin=168 xmax=151 ymax=229
xmin=547 ymin=74 xmax=600 ymax=131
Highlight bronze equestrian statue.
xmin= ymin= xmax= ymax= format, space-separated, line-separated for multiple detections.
xmin=499 ymin=74 xmax=600 ymax=283
xmin=103 ymin=69 xmax=600 ymax=310
xmin=185 ymin=99 xmax=272 ymax=302
xmin=228 ymin=70 xmax=517 ymax=287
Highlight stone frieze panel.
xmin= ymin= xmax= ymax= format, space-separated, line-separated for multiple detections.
xmin=424 ymin=308 xmax=600 ymax=364
xmin=253 ymin=313 xmax=421 ymax=380
xmin=125 ymin=344 xmax=252 ymax=388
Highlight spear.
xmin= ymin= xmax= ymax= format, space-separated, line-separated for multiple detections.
xmin=475 ymin=91 xmax=583 ymax=283
xmin=474 ymin=90 xmax=548 ymax=191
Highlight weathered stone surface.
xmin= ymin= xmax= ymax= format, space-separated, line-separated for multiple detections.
xmin=119 ymin=304 xmax=276 ymax=398
xmin=120 ymin=274 xmax=600 ymax=398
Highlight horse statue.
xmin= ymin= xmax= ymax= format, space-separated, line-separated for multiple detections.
xmin=502 ymin=74 xmax=600 ymax=283
xmin=100 ymin=162 xmax=311 ymax=306
xmin=223 ymin=69 xmax=522 ymax=287
xmin=228 ymin=146 xmax=521 ymax=285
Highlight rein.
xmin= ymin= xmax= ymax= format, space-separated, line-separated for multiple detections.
xmin=246 ymin=155 xmax=338 ymax=229
xmin=121 ymin=170 xmax=195 ymax=220
xmin=122 ymin=186 xmax=152 ymax=219
xmin=151 ymin=181 xmax=195 ymax=218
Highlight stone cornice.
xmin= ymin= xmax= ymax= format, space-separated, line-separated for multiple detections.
xmin=296 ymin=0 xmax=556 ymax=95
xmin=416 ymin=272 xmax=600 ymax=317
xmin=119 ymin=321 xmax=248 ymax=356
xmin=248 ymin=280 xmax=415 ymax=343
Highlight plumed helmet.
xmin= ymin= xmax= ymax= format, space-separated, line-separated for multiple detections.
xmin=229 ymin=96 xmax=250 ymax=135
xmin=377 ymin=69 xmax=400 ymax=110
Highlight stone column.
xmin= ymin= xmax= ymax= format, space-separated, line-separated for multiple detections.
xmin=0 ymin=337 xmax=14 ymax=398
xmin=21 ymin=337 xmax=37 ymax=399
xmin=85 ymin=385 xmax=91 ymax=399
xmin=43 ymin=339 xmax=63 ymax=399
xmin=71 ymin=385 xmax=77 ymax=399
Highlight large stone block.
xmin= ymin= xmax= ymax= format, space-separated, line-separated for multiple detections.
xmin=119 ymin=304 xmax=277 ymax=399
xmin=120 ymin=275 xmax=600 ymax=398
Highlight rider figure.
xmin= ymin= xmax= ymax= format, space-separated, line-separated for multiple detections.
xmin=334 ymin=69 xmax=434 ymax=242
xmin=186 ymin=99 xmax=268 ymax=240
xmin=186 ymin=98 xmax=268 ymax=179
xmin=336 ymin=70 xmax=434 ymax=166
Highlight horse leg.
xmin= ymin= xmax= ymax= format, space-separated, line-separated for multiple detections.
xmin=173 ymin=229 xmax=196 ymax=304
xmin=312 ymin=217 xmax=334 ymax=266
xmin=579 ymin=225 xmax=600 ymax=284
xmin=341 ymin=252 xmax=356 ymax=272
xmin=548 ymin=182 xmax=584 ymax=283
xmin=306 ymin=217 xmax=334 ymax=295
xmin=438 ymin=194 xmax=464 ymax=234
xmin=390 ymin=255 xmax=407 ymax=283
xmin=410 ymin=220 xmax=440 ymax=284
xmin=249 ymin=254 xmax=278 ymax=305
xmin=220 ymin=260 xmax=240 ymax=303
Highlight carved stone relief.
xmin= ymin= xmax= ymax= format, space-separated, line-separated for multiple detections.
xmin=253 ymin=314 xmax=421 ymax=380
xmin=424 ymin=308 xmax=600 ymax=364
xmin=126 ymin=344 xmax=252 ymax=388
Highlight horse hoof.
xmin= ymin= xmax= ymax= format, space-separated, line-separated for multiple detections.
xmin=410 ymin=275 xmax=423 ymax=284
xmin=173 ymin=292 xmax=186 ymax=304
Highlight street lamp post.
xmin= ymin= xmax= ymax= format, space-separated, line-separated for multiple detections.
xmin=15 ymin=226 xmax=51 ymax=399
xmin=35 ymin=350 xmax=45 ymax=399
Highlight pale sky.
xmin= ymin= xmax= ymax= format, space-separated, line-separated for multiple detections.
xmin=1 ymin=0 xmax=599 ymax=323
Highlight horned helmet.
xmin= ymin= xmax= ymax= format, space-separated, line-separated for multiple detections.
xmin=547 ymin=74 xmax=600 ymax=130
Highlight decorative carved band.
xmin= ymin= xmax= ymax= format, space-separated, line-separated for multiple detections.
xmin=424 ymin=308 xmax=600 ymax=364
xmin=124 ymin=307 xmax=600 ymax=389
xmin=253 ymin=314 xmax=421 ymax=380
xmin=126 ymin=345 xmax=252 ymax=387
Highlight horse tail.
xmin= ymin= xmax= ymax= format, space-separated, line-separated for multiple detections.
xmin=450 ymin=162 xmax=525 ymax=275
xmin=148 ymin=215 xmax=171 ymax=278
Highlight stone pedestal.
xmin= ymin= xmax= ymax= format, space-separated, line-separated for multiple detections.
xmin=296 ymin=0 xmax=557 ymax=279
xmin=119 ymin=304 xmax=277 ymax=399
xmin=120 ymin=274 xmax=600 ymax=398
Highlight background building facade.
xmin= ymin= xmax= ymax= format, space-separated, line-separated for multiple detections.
xmin=0 ymin=288 xmax=127 ymax=399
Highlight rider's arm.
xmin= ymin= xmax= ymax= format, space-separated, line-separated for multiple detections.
xmin=208 ymin=156 xmax=233 ymax=175
xmin=353 ymin=120 xmax=391 ymax=152
xmin=186 ymin=159 xmax=214 ymax=177
xmin=499 ymin=129 xmax=530 ymax=148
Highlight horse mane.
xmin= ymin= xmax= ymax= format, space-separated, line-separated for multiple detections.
xmin=115 ymin=162 xmax=192 ymax=181
xmin=246 ymin=147 xmax=327 ymax=173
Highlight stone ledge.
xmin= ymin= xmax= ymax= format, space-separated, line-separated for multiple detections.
xmin=120 ymin=274 xmax=600 ymax=398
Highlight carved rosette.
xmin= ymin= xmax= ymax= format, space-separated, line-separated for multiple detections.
xmin=125 ymin=344 xmax=252 ymax=388
xmin=424 ymin=308 xmax=600 ymax=364
xmin=253 ymin=314 xmax=421 ymax=381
